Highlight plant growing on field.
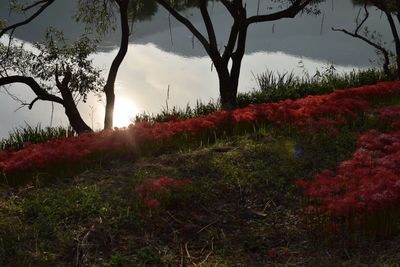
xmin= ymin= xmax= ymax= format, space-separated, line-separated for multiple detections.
xmin=0 ymin=124 xmax=73 ymax=150
xmin=298 ymin=123 xmax=400 ymax=238
xmin=135 ymin=176 xmax=192 ymax=209
xmin=1 ymin=80 xmax=400 ymax=185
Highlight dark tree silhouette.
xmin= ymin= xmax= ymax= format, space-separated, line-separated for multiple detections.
xmin=335 ymin=0 xmax=400 ymax=79
xmin=155 ymin=0 xmax=317 ymax=109
xmin=0 ymin=0 xmax=156 ymax=131
xmin=0 ymin=33 xmax=103 ymax=133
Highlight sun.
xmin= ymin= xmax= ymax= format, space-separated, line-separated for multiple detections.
xmin=113 ymin=97 xmax=139 ymax=128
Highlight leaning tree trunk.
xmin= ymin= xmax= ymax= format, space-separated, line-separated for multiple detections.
xmin=0 ymin=75 xmax=92 ymax=134
xmin=104 ymin=0 xmax=130 ymax=129
xmin=58 ymin=84 xmax=92 ymax=134
xmin=62 ymin=99 xmax=92 ymax=134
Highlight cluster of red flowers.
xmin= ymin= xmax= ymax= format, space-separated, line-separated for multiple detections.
xmin=297 ymin=128 xmax=400 ymax=219
xmin=1 ymin=81 xmax=400 ymax=183
xmin=134 ymin=176 xmax=191 ymax=209
xmin=0 ymin=129 xmax=134 ymax=182
xmin=376 ymin=106 xmax=400 ymax=129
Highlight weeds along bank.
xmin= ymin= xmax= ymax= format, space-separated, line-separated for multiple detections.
xmin=298 ymin=108 xmax=400 ymax=239
xmin=1 ymin=80 xmax=400 ymax=186
xmin=136 ymin=67 xmax=387 ymax=122
xmin=1 ymin=81 xmax=400 ymax=265
xmin=0 ymin=67 xmax=388 ymax=148
xmin=0 ymin=125 xmax=74 ymax=151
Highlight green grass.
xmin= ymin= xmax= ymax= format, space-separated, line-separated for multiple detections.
xmin=238 ymin=67 xmax=387 ymax=107
xmin=135 ymin=67 xmax=388 ymax=123
xmin=0 ymin=67 xmax=399 ymax=265
xmin=0 ymin=67 xmax=388 ymax=150
xmin=1 ymin=122 xmax=399 ymax=266
xmin=0 ymin=124 xmax=73 ymax=150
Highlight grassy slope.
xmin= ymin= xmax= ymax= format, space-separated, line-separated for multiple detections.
xmin=1 ymin=127 xmax=400 ymax=266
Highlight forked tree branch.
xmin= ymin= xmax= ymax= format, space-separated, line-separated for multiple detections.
xmin=332 ymin=3 xmax=391 ymax=78
xmin=0 ymin=75 xmax=64 ymax=107
xmin=155 ymin=0 xmax=210 ymax=52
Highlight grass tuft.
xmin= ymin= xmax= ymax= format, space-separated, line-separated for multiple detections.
xmin=0 ymin=124 xmax=74 ymax=151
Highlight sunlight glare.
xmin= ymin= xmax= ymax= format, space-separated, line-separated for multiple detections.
xmin=113 ymin=97 xmax=139 ymax=128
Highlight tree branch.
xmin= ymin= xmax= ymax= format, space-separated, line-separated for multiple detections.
xmin=28 ymin=97 xmax=40 ymax=109
xmin=22 ymin=0 xmax=51 ymax=11
xmin=247 ymin=0 xmax=312 ymax=25
xmin=222 ymin=21 xmax=239 ymax=64
xmin=355 ymin=4 xmax=369 ymax=34
xmin=0 ymin=75 xmax=64 ymax=105
xmin=199 ymin=0 xmax=217 ymax=50
xmin=220 ymin=0 xmax=235 ymax=17
xmin=155 ymin=0 xmax=210 ymax=52
xmin=332 ymin=4 xmax=391 ymax=78
xmin=0 ymin=0 xmax=55 ymax=38
xmin=331 ymin=27 xmax=390 ymax=57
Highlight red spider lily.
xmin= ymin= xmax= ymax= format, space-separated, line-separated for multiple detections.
xmin=143 ymin=198 xmax=160 ymax=209
xmin=298 ymin=128 xmax=400 ymax=223
xmin=135 ymin=176 xmax=191 ymax=209
xmin=1 ymin=80 xmax=400 ymax=184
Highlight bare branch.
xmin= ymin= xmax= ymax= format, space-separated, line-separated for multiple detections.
xmin=28 ymin=97 xmax=40 ymax=109
xmin=355 ymin=4 xmax=369 ymax=34
xmin=0 ymin=75 xmax=64 ymax=105
xmin=247 ymin=0 xmax=313 ymax=25
xmin=199 ymin=0 xmax=217 ymax=50
xmin=331 ymin=27 xmax=389 ymax=55
xmin=2 ymin=86 xmax=27 ymax=108
xmin=22 ymin=0 xmax=51 ymax=11
xmin=222 ymin=22 xmax=239 ymax=63
xmin=155 ymin=0 xmax=210 ymax=52
xmin=332 ymin=3 xmax=391 ymax=78
xmin=220 ymin=0 xmax=235 ymax=17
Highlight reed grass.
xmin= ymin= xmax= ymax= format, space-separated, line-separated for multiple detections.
xmin=135 ymin=67 xmax=388 ymax=122
xmin=0 ymin=124 xmax=74 ymax=150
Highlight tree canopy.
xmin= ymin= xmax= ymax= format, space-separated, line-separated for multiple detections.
xmin=0 ymin=30 xmax=104 ymax=133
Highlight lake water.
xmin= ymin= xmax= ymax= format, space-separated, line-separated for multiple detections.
xmin=0 ymin=0 xmax=394 ymax=137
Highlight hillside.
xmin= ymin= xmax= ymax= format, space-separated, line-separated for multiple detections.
xmin=1 ymin=81 xmax=400 ymax=266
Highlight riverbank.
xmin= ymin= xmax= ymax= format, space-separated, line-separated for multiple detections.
xmin=1 ymin=79 xmax=400 ymax=265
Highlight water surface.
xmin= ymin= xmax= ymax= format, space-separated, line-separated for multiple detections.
xmin=0 ymin=0 xmax=393 ymax=136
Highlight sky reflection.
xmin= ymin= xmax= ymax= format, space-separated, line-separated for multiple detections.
xmin=85 ymin=43 xmax=357 ymax=131
xmin=0 ymin=0 xmax=392 ymax=137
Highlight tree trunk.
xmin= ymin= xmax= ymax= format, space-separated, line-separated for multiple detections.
xmin=63 ymin=101 xmax=93 ymax=134
xmin=217 ymin=21 xmax=247 ymax=110
xmin=218 ymin=70 xmax=238 ymax=109
xmin=0 ymin=75 xmax=91 ymax=134
xmin=58 ymin=85 xmax=92 ymax=134
xmin=156 ymin=0 xmax=308 ymax=110
xmin=384 ymin=10 xmax=400 ymax=79
xmin=104 ymin=81 xmax=115 ymax=129
xmin=104 ymin=0 xmax=130 ymax=129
